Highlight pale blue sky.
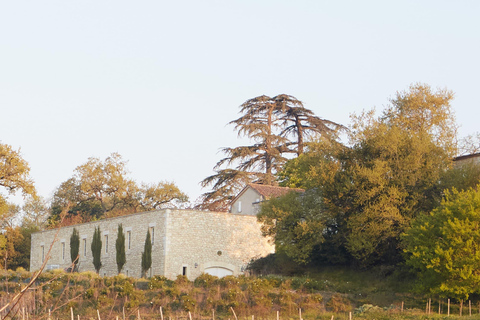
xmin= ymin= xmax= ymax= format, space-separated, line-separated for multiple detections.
xmin=1 ymin=1 xmax=479 ymax=204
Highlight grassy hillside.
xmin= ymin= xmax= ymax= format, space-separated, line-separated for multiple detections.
xmin=0 ymin=267 xmax=477 ymax=320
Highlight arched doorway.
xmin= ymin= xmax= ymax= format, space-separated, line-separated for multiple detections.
xmin=204 ymin=266 xmax=234 ymax=278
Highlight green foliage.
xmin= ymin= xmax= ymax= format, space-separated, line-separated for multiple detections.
xmin=441 ymin=161 xmax=480 ymax=192
xmin=21 ymin=196 xmax=49 ymax=229
xmin=0 ymin=143 xmax=36 ymax=270
xmin=0 ymin=267 xmax=423 ymax=319
xmin=194 ymin=273 xmax=219 ymax=288
xmin=141 ymin=230 xmax=152 ymax=278
xmin=403 ymin=186 xmax=480 ymax=300
xmin=149 ymin=275 xmax=174 ymax=289
xmin=91 ymin=226 xmax=102 ymax=273
xmin=115 ymin=224 xmax=126 ymax=274
xmin=258 ymin=190 xmax=328 ymax=264
xmin=70 ymin=228 xmax=80 ymax=268
xmin=326 ymin=293 xmax=352 ymax=312
xmin=0 ymin=143 xmax=36 ymax=216
xmin=276 ymin=83 xmax=457 ymax=267
xmin=2 ymin=225 xmax=32 ymax=270
xmin=50 ymin=153 xmax=188 ymax=224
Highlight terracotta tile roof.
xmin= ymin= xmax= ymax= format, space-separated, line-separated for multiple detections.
xmin=248 ymin=183 xmax=304 ymax=199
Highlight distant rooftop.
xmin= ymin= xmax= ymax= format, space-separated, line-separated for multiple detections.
xmin=248 ymin=183 xmax=304 ymax=199
xmin=454 ymin=152 xmax=480 ymax=162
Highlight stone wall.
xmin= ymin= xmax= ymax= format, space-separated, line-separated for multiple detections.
xmin=30 ymin=210 xmax=167 ymax=277
xmin=30 ymin=209 xmax=274 ymax=279
xmin=164 ymin=209 xmax=273 ymax=279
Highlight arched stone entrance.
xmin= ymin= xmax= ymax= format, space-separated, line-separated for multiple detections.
xmin=203 ymin=261 xmax=236 ymax=278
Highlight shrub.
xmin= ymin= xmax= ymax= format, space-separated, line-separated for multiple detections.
xmin=326 ymin=293 xmax=352 ymax=312
xmin=194 ymin=273 xmax=218 ymax=288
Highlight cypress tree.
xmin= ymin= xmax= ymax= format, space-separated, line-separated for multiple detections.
xmin=141 ymin=230 xmax=152 ymax=278
xmin=116 ymin=224 xmax=126 ymax=274
xmin=91 ymin=226 xmax=102 ymax=273
xmin=70 ymin=228 xmax=80 ymax=271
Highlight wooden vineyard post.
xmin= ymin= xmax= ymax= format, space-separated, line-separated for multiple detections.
xmin=470 ymin=300 xmax=472 ymax=316
xmin=298 ymin=308 xmax=302 ymax=320
xmin=448 ymin=299 xmax=450 ymax=316
xmin=401 ymin=301 xmax=404 ymax=312
xmin=160 ymin=307 xmax=164 ymax=320
xmin=230 ymin=307 xmax=238 ymax=320
xmin=71 ymin=307 xmax=74 ymax=320
xmin=276 ymin=310 xmax=279 ymax=320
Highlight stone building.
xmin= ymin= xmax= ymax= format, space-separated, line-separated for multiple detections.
xmin=453 ymin=152 xmax=480 ymax=167
xmin=30 ymin=208 xmax=274 ymax=279
xmin=230 ymin=183 xmax=304 ymax=215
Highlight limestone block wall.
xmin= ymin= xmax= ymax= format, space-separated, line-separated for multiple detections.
xmin=164 ymin=210 xmax=274 ymax=279
xmin=30 ymin=209 xmax=274 ymax=279
xmin=30 ymin=210 xmax=167 ymax=277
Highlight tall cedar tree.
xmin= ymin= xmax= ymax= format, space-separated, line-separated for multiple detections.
xmin=91 ymin=226 xmax=102 ymax=273
xmin=116 ymin=224 xmax=126 ymax=274
xmin=199 ymin=94 xmax=343 ymax=211
xmin=141 ymin=230 xmax=152 ymax=278
xmin=70 ymin=228 xmax=80 ymax=270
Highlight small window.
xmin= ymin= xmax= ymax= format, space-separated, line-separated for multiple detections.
xmin=238 ymin=201 xmax=242 ymax=213
xmin=105 ymin=235 xmax=108 ymax=253
xmin=127 ymin=231 xmax=131 ymax=250
xmin=62 ymin=242 xmax=65 ymax=261
xmin=83 ymin=239 xmax=87 ymax=257
xmin=41 ymin=245 xmax=45 ymax=262
xmin=150 ymin=227 xmax=155 ymax=245
xmin=182 ymin=266 xmax=187 ymax=276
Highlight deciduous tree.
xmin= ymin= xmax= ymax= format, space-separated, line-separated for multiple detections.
xmin=275 ymin=84 xmax=458 ymax=266
xmin=0 ymin=143 xmax=36 ymax=229
xmin=258 ymin=190 xmax=328 ymax=264
xmin=22 ymin=196 xmax=49 ymax=229
xmin=403 ymin=186 xmax=480 ymax=300
xmin=50 ymin=153 xmax=188 ymax=224
xmin=0 ymin=143 xmax=35 ymax=198
xmin=139 ymin=182 xmax=188 ymax=210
